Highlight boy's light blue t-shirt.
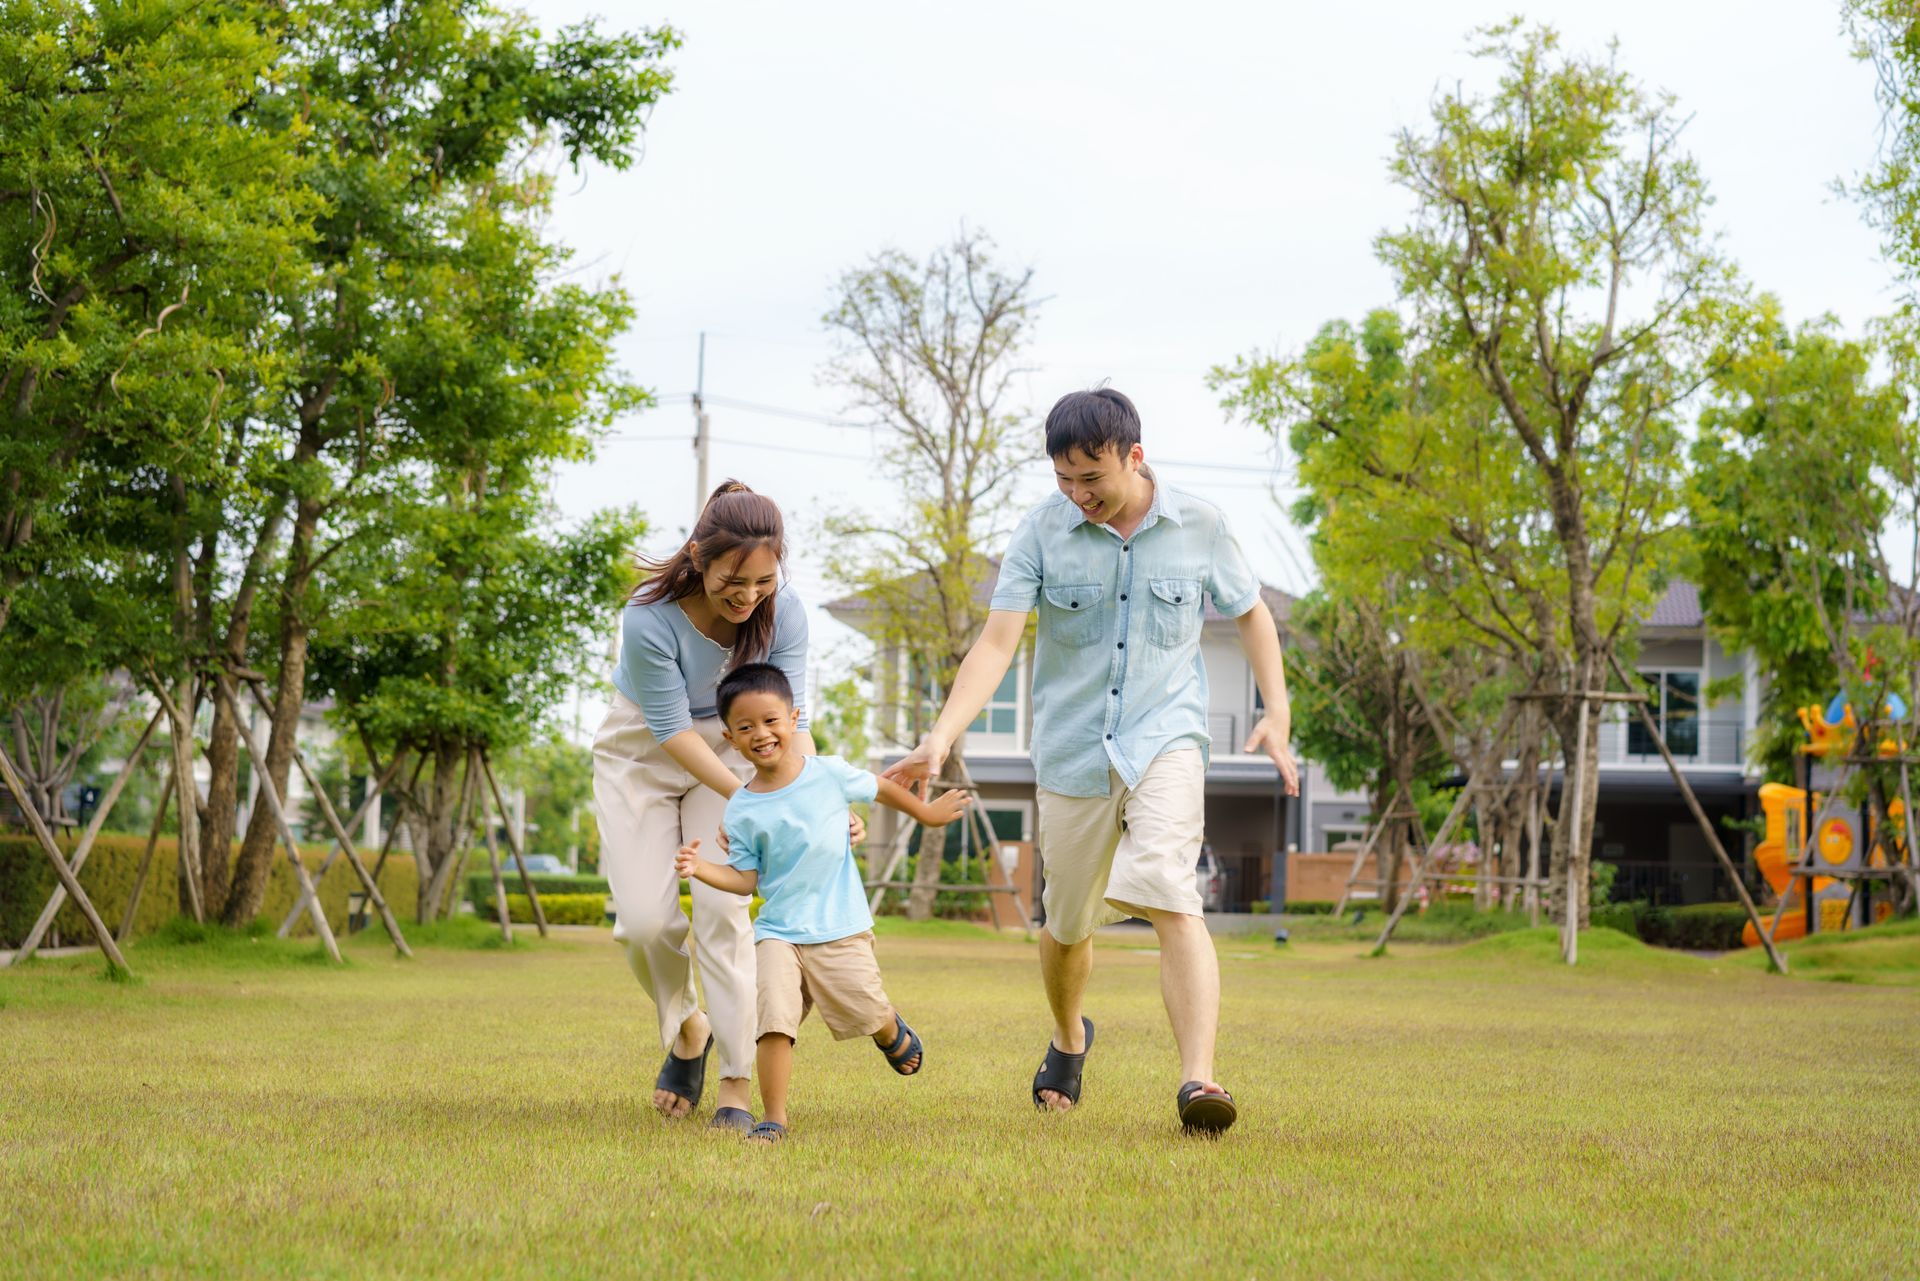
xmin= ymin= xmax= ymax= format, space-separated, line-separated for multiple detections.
xmin=724 ymin=755 xmax=879 ymax=945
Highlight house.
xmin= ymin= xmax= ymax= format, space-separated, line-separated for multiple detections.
xmin=826 ymin=565 xmax=1307 ymax=914
xmin=1299 ymin=579 xmax=1764 ymax=907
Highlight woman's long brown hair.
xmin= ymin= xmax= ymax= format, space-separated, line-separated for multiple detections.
xmin=629 ymin=480 xmax=786 ymax=668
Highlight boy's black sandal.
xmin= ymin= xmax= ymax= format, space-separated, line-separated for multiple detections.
xmin=710 ymin=1107 xmax=754 ymax=1132
xmin=1176 ymin=1080 xmax=1237 ymax=1135
xmin=746 ymin=1121 xmax=787 ymax=1144
xmin=879 ymin=1014 xmax=925 ymax=1076
xmin=1031 ymin=1017 xmax=1095 ymax=1110
xmin=653 ymin=1033 xmax=713 ymax=1117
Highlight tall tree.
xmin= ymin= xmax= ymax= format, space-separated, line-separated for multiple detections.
xmin=218 ymin=0 xmax=675 ymax=924
xmin=1690 ymin=306 xmax=1909 ymax=779
xmin=1362 ymin=23 xmax=1732 ymax=924
xmin=819 ymin=229 xmax=1040 ymax=920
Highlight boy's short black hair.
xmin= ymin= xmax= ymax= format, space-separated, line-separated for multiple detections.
xmin=1044 ymin=387 xmax=1142 ymax=461
xmin=716 ymin=661 xmax=794 ymax=724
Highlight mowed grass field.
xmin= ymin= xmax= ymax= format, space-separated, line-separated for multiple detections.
xmin=3 ymin=917 xmax=1919 ymax=1280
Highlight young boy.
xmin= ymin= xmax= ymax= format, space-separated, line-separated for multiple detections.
xmin=884 ymin=387 xmax=1299 ymax=1135
xmin=675 ymin=661 xmax=968 ymax=1144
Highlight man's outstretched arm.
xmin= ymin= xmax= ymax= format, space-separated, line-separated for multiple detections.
xmin=881 ymin=610 xmax=1028 ymax=793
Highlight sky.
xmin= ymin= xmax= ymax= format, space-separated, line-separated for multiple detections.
xmin=523 ymin=0 xmax=1896 ymax=712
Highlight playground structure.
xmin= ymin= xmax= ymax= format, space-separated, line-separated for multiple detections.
xmin=1738 ymin=692 xmax=1918 ymax=947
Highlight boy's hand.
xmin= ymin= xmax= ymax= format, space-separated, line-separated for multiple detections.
xmin=674 ymin=839 xmax=702 ymax=880
xmin=882 ymin=733 xmax=950 ymax=799
xmin=922 ymin=788 xmax=969 ymax=827
xmin=1245 ymin=716 xmax=1300 ymax=796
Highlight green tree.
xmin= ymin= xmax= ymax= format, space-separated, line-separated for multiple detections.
xmin=1331 ymin=24 xmax=1732 ymax=925
xmin=819 ymin=228 xmax=1040 ymax=920
xmin=218 ymin=1 xmax=674 ymax=924
xmin=1690 ymin=306 xmax=1909 ymax=780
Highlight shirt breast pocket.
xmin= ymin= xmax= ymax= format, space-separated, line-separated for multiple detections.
xmin=1147 ymin=577 xmax=1202 ymax=647
xmin=1041 ymin=583 xmax=1105 ymax=648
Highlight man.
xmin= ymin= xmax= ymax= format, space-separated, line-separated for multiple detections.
xmin=885 ymin=387 xmax=1299 ymax=1135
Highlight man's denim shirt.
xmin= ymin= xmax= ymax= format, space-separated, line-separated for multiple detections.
xmin=988 ymin=480 xmax=1261 ymax=798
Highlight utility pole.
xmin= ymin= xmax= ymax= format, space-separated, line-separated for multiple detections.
xmin=692 ymin=331 xmax=710 ymax=518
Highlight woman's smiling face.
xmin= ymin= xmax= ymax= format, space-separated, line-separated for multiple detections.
xmin=699 ymin=543 xmax=780 ymax=625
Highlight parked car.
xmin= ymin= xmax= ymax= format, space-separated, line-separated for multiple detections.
xmin=518 ymin=854 xmax=569 ymax=875
xmin=1195 ymin=846 xmax=1227 ymax=913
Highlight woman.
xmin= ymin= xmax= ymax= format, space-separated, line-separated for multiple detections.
xmin=593 ymin=481 xmax=852 ymax=1130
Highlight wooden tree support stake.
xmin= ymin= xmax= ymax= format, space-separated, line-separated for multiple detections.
xmin=119 ymin=768 xmax=174 ymax=944
xmin=0 ymin=742 xmax=128 ymax=973
xmin=479 ymin=784 xmax=515 ymax=944
xmin=480 ymin=753 xmax=548 ymax=938
xmin=211 ymin=675 xmax=341 ymax=963
xmin=9 ymin=706 xmax=164 ymax=964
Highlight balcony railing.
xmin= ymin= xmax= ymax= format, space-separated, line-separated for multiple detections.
xmin=1597 ymin=715 xmax=1745 ymax=768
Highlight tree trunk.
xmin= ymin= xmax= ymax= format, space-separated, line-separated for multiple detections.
xmin=198 ymin=501 xmax=288 ymax=913
xmin=223 ymin=493 xmax=321 ymax=925
xmin=1548 ymin=690 xmax=1601 ymax=929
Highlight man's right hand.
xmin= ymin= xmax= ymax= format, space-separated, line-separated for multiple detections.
xmin=882 ymin=734 xmax=950 ymax=797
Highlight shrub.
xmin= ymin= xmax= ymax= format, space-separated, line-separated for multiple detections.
xmin=1250 ymin=900 xmax=1270 ymax=915
xmin=465 ymin=871 xmax=609 ymax=906
xmin=872 ymin=854 xmax=990 ymax=919
xmin=475 ymin=892 xmax=608 ymax=926
xmin=1285 ymin=900 xmax=1379 ymax=916
xmin=0 ymin=833 xmax=420 ymax=947
xmin=1593 ymin=900 xmax=1751 ymax=950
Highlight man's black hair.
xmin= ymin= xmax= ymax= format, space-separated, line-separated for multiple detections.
xmin=1044 ymin=387 xmax=1142 ymax=461
xmin=716 ymin=661 xmax=794 ymax=723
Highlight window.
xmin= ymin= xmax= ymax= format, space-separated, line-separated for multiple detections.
xmin=970 ymin=662 xmax=1020 ymax=737
xmin=1628 ymin=669 xmax=1700 ymax=757
xmin=907 ymin=654 xmax=1020 ymax=740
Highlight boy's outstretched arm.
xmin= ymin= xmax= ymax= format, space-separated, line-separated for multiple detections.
xmin=1234 ymin=599 xmax=1300 ymax=795
xmin=882 ymin=610 xmax=1026 ymax=794
xmin=674 ymin=838 xmax=758 ymax=896
xmin=873 ymin=778 xmax=970 ymax=828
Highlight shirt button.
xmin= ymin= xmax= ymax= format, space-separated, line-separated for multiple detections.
xmin=1123 ymin=544 xmax=1130 ymax=552
xmin=1069 ymin=600 xmax=1078 ymax=609
xmin=1120 ymin=593 xmax=1128 ymax=601
xmin=1111 ymin=688 xmax=1118 ymax=695
xmin=1105 ymin=733 xmax=1113 ymax=740
xmin=1117 ymin=641 xmax=1125 ymax=649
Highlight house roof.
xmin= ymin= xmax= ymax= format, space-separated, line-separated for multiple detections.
xmin=1645 ymin=580 xmax=1703 ymax=629
xmin=823 ymin=556 xmax=1293 ymax=632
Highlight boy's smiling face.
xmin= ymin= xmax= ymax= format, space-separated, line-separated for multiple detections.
xmin=721 ymin=689 xmax=799 ymax=770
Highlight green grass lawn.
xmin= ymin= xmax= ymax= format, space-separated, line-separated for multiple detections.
xmin=4 ymin=918 xmax=1918 ymax=1280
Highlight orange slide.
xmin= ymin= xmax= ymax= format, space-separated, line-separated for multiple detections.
xmin=1742 ymin=781 xmax=1899 ymax=946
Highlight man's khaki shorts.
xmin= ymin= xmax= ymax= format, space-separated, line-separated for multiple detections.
xmin=755 ymin=931 xmax=894 ymax=1041
xmin=1036 ymin=746 xmax=1206 ymax=944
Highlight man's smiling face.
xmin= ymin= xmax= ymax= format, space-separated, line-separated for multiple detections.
xmin=1053 ymin=442 xmax=1147 ymax=526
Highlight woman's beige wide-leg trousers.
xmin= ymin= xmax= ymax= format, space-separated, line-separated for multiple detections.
xmin=592 ymin=692 xmax=756 ymax=1080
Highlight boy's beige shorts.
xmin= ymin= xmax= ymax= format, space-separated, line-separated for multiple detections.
xmin=755 ymin=931 xmax=894 ymax=1041
xmin=1035 ymin=746 xmax=1206 ymax=945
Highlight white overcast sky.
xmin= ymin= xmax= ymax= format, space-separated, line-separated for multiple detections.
xmin=526 ymin=0 xmax=1895 ymax=704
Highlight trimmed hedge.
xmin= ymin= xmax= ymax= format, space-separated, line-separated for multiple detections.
xmin=1285 ymin=900 xmax=1381 ymax=916
xmin=1592 ymin=900 xmax=1754 ymax=951
xmin=464 ymin=871 xmax=609 ymax=905
xmin=0 ymin=832 xmax=420 ymax=947
xmin=475 ymin=892 xmax=609 ymax=926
